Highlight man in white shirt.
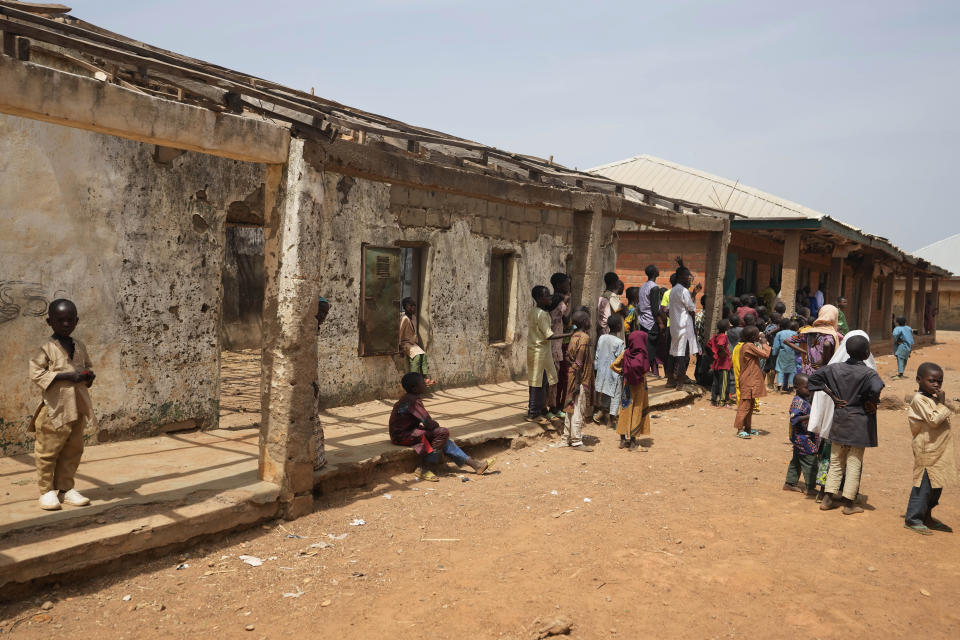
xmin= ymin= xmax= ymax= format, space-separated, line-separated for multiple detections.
xmin=668 ymin=263 xmax=703 ymax=391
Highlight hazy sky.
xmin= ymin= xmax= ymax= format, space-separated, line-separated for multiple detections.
xmin=72 ymin=1 xmax=958 ymax=252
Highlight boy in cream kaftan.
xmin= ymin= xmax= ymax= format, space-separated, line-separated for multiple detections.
xmin=904 ymin=362 xmax=957 ymax=534
xmin=29 ymin=299 xmax=96 ymax=510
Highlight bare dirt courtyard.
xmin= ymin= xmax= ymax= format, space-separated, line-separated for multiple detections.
xmin=2 ymin=335 xmax=959 ymax=639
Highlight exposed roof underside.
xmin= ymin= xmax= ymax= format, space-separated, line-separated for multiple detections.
xmin=0 ymin=1 xmax=733 ymax=224
xmin=589 ymin=155 xmax=951 ymax=277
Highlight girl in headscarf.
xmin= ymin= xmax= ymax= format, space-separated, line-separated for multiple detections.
xmin=785 ymin=304 xmax=842 ymax=376
xmin=807 ymin=329 xmax=874 ymax=501
xmin=611 ymin=330 xmax=653 ymax=451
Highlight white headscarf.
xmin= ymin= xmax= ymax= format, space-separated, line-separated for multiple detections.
xmin=808 ymin=330 xmax=876 ymax=439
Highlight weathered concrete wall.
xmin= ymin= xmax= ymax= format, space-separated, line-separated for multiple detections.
xmin=314 ymin=171 xmax=576 ymax=407
xmin=0 ymin=114 xmax=265 ymax=455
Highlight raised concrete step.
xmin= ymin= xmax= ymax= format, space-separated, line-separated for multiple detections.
xmin=314 ymin=379 xmax=697 ymax=492
xmin=0 ymin=379 xmax=696 ymax=592
xmin=0 ymin=429 xmax=278 ymax=591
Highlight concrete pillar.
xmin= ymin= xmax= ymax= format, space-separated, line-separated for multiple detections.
xmin=702 ymin=220 xmax=730 ymax=343
xmin=259 ymin=138 xmax=323 ymax=519
xmin=827 ymin=257 xmax=844 ymax=305
xmin=903 ymin=268 xmax=914 ymax=330
xmin=881 ymin=271 xmax=895 ymax=340
xmin=857 ymin=257 xmax=875 ymax=337
xmin=932 ymin=277 xmax=940 ymax=341
xmin=780 ymin=230 xmax=800 ymax=316
xmin=916 ymin=272 xmax=927 ymax=330
xmin=570 ymin=203 xmax=605 ymax=327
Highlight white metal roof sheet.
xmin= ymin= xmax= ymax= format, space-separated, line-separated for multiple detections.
xmin=588 ymin=154 xmax=824 ymax=220
xmin=912 ymin=233 xmax=960 ymax=276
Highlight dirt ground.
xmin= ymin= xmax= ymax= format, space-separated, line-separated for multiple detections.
xmin=3 ymin=334 xmax=959 ymax=639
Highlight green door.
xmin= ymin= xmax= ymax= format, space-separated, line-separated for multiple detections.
xmin=723 ymin=252 xmax=738 ymax=298
xmin=361 ymin=246 xmax=402 ymax=355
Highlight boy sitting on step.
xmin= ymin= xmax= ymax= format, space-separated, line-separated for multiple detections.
xmin=388 ymin=373 xmax=494 ymax=481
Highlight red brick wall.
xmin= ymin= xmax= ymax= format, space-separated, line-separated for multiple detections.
xmin=616 ymin=231 xmax=711 ymax=308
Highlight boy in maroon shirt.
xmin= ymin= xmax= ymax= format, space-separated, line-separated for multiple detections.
xmin=389 ymin=373 xmax=494 ymax=481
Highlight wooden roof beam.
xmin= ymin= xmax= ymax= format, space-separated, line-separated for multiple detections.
xmin=0 ymin=55 xmax=289 ymax=163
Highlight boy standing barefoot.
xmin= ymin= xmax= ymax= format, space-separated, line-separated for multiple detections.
xmin=903 ymin=362 xmax=956 ymax=534
xmin=29 ymin=299 xmax=96 ymax=511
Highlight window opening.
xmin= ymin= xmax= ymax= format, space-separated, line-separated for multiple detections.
xmin=741 ymin=258 xmax=758 ymax=294
xmin=400 ymin=247 xmax=422 ymax=305
xmin=360 ymin=245 xmax=402 ymax=355
xmin=489 ymin=252 xmax=511 ymax=342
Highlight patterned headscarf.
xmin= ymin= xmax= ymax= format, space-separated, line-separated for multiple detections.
xmin=799 ymin=304 xmax=841 ymax=344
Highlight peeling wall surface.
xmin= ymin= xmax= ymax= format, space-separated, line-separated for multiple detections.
xmin=314 ymin=171 xmax=579 ymax=407
xmin=0 ymin=114 xmax=265 ymax=455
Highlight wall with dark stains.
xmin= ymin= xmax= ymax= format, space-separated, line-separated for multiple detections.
xmin=313 ymin=169 xmax=583 ymax=407
xmin=0 ymin=114 xmax=265 ymax=455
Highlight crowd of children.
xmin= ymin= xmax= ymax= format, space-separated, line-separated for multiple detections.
xmin=27 ymin=271 xmax=956 ymax=539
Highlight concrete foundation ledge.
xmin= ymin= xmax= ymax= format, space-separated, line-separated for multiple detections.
xmin=0 ymin=379 xmax=696 ymax=595
xmin=0 ymin=481 xmax=279 ymax=593
xmin=313 ymin=381 xmax=699 ymax=495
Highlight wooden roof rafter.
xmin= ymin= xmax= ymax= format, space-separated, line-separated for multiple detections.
xmin=0 ymin=1 xmax=737 ymax=224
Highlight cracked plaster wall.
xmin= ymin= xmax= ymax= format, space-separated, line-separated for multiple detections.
xmin=0 ymin=114 xmax=265 ymax=455
xmin=314 ymin=171 xmax=581 ymax=407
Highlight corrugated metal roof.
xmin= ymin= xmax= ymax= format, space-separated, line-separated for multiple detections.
xmin=588 ymin=154 xmax=824 ymax=220
xmin=913 ymin=233 xmax=960 ymax=276
xmin=589 ymin=154 xmax=952 ymax=277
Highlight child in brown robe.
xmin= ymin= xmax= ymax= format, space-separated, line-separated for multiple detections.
xmin=561 ymin=310 xmax=594 ymax=451
xmin=734 ymin=325 xmax=770 ymax=439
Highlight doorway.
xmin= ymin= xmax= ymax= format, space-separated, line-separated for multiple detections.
xmin=219 ymin=222 xmax=264 ymax=429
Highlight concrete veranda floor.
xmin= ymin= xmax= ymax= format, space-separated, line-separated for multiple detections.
xmin=0 ymin=354 xmax=694 ymax=590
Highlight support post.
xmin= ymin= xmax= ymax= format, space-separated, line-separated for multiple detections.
xmin=916 ymin=272 xmax=927 ymax=331
xmin=902 ymin=268 xmax=914 ymax=331
xmin=881 ymin=271 xmax=895 ymax=340
xmin=570 ymin=203 xmax=605 ymax=326
xmin=702 ymin=220 xmax=730 ymax=344
xmin=827 ymin=257 xmax=844 ymax=305
xmin=931 ymin=277 xmax=940 ymax=341
xmin=780 ymin=230 xmax=800 ymax=317
xmin=857 ymin=257 xmax=875 ymax=337
xmin=259 ymin=138 xmax=323 ymax=519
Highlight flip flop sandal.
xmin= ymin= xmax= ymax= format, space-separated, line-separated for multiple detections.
xmin=905 ymin=523 xmax=933 ymax=535
xmin=415 ymin=468 xmax=439 ymax=482
xmin=736 ymin=431 xmax=751 ymax=439
xmin=476 ymin=458 xmax=496 ymax=475
xmin=749 ymin=429 xmax=760 ymax=436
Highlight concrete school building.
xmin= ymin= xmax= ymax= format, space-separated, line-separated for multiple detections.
xmin=0 ymin=4 xmax=729 ymax=515
xmin=894 ymin=233 xmax=960 ymax=332
xmin=590 ymin=155 xmax=951 ymax=345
